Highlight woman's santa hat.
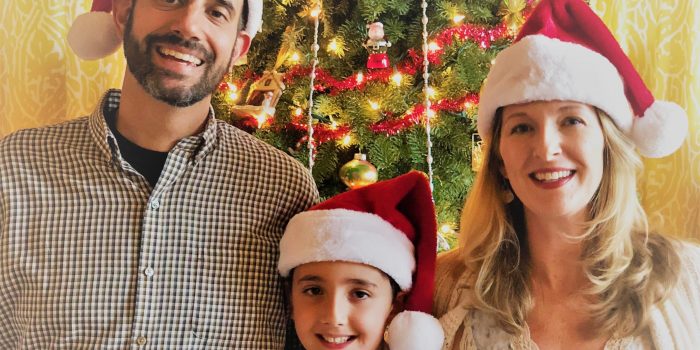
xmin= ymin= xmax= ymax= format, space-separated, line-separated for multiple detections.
xmin=67 ymin=0 xmax=263 ymax=60
xmin=279 ymin=171 xmax=444 ymax=350
xmin=478 ymin=0 xmax=687 ymax=158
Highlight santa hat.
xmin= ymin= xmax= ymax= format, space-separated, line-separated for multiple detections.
xmin=478 ymin=0 xmax=688 ymax=158
xmin=67 ymin=0 xmax=263 ymax=60
xmin=279 ymin=171 xmax=444 ymax=350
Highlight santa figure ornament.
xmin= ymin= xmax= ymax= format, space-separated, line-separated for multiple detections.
xmin=364 ymin=22 xmax=392 ymax=69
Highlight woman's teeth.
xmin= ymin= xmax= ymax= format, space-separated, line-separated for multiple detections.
xmin=533 ymin=170 xmax=573 ymax=181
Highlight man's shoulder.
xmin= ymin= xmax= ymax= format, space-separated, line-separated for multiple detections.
xmin=0 ymin=117 xmax=91 ymax=157
xmin=215 ymin=120 xmax=310 ymax=174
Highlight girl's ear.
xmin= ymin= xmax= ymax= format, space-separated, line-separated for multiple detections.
xmin=387 ymin=291 xmax=408 ymax=322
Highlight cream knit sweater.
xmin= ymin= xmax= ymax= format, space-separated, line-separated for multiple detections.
xmin=433 ymin=242 xmax=700 ymax=349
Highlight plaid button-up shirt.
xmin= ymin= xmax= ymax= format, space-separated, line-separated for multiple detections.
xmin=0 ymin=90 xmax=318 ymax=349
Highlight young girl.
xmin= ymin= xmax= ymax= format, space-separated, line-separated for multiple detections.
xmin=278 ymin=171 xmax=444 ymax=350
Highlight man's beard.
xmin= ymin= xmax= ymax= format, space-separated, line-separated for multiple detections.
xmin=122 ymin=11 xmax=232 ymax=107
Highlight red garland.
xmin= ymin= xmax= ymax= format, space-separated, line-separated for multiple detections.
xmin=222 ymin=21 xmax=512 ymax=143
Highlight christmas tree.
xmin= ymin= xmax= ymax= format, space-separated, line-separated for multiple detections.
xmin=213 ymin=0 xmax=534 ymax=248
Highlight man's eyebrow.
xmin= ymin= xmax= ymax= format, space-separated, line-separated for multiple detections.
xmin=215 ymin=0 xmax=235 ymax=13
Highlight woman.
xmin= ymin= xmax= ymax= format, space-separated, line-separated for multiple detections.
xmin=434 ymin=0 xmax=699 ymax=349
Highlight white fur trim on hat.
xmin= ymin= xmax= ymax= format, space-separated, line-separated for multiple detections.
xmin=478 ymin=34 xmax=633 ymax=141
xmin=67 ymin=11 xmax=121 ymax=60
xmin=278 ymin=209 xmax=416 ymax=290
xmin=244 ymin=0 xmax=263 ymax=38
xmin=631 ymin=100 xmax=688 ymax=158
xmin=385 ymin=311 xmax=444 ymax=350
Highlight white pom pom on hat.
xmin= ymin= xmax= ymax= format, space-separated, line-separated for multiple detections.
xmin=477 ymin=0 xmax=688 ymax=158
xmin=67 ymin=0 xmax=264 ymax=60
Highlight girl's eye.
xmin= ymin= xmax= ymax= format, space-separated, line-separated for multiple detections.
xmin=510 ymin=123 xmax=532 ymax=135
xmin=302 ymin=287 xmax=322 ymax=296
xmin=351 ymin=290 xmax=370 ymax=300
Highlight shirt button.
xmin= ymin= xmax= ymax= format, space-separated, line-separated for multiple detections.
xmin=144 ymin=267 xmax=155 ymax=277
xmin=136 ymin=336 xmax=147 ymax=346
xmin=149 ymin=199 xmax=160 ymax=210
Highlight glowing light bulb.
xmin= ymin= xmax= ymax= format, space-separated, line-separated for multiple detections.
xmin=255 ymin=113 xmax=267 ymax=128
xmin=452 ymin=14 xmax=465 ymax=24
xmin=289 ymin=52 xmax=301 ymax=64
xmin=439 ymin=224 xmax=454 ymax=234
xmin=227 ymin=91 xmax=239 ymax=102
xmin=310 ymin=6 xmax=321 ymax=18
xmin=355 ymin=72 xmax=364 ymax=84
xmin=391 ymin=71 xmax=403 ymax=86
xmin=369 ymin=100 xmax=380 ymax=110
xmin=428 ymin=41 xmax=441 ymax=52
xmin=341 ymin=135 xmax=352 ymax=146
xmin=294 ymin=107 xmax=303 ymax=116
xmin=226 ymin=82 xmax=238 ymax=91
xmin=426 ymin=87 xmax=437 ymax=99
xmin=427 ymin=108 xmax=437 ymax=119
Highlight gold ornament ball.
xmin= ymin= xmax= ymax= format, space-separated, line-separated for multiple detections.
xmin=339 ymin=153 xmax=378 ymax=189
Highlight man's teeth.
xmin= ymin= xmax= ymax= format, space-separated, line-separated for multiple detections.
xmin=534 ymin=170 xmax=573 ymax=181
xmin=323 ymin=336 xmax=350 ymax=344
xmin=159 ymin=47 xmax=202 ymax=65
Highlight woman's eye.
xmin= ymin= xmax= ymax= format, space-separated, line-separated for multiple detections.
xmin=563 ymin=116 xmax=585 ymax=126
xmin=510 ymin=124 xmax=532 ymax=134
xmin=302 ymin=287 xmax=322 ymax=296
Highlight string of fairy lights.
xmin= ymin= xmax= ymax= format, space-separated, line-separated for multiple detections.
xmin=217 ymin=1 xmax=529 ymax=246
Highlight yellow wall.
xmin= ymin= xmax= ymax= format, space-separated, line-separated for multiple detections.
xmin=591 ymin=0 xmax=700 ymax=240
xmin=0 ymin=1 xmax=125 ymax=137
xmin=1 ymin=1 xmax=698 ymax=238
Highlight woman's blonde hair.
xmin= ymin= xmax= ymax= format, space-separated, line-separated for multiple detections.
xmin=460 ymin=107 xmax=680 ymax=337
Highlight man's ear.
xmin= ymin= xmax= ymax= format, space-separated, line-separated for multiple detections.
xmin=228 ymin=31 xmax=252 ymax=71
xmin=113 ymin=0 xmax=134 ymax=40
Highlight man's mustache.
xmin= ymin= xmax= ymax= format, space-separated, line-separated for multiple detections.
xmin=144 ymin=33 xmax=214 ymax=63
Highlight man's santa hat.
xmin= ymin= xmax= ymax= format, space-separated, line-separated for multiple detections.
xmin=67 ymin=0 xmax=263 ymax=60
xmin=278 ymin=171 xmax=444 ymax=350
xmin=478 ymin=0 xmax=687 ymax=158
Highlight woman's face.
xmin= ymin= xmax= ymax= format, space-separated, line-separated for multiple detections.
xmin=498 ymin=100 xmax=605 ymax=221
xmin=291 ymin=261 xmax=395 ymax=350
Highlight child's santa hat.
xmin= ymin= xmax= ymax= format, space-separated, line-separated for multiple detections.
xmin=279 ymin=171 xmax=444 ymax=350
xmin=67 ymin=0 xmax=263 ymax=60
xmin=478 ymin=0 xmax=687 ymax=158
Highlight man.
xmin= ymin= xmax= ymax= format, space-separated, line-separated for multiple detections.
xmin=0 ymin=0 xmax=318 ymax=348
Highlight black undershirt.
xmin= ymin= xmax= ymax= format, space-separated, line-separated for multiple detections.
xmin=106 ymin=109 xmax=168 ymax=188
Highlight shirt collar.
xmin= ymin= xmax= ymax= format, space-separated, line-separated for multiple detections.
xmin=88 ymin=89 xmax=220 ymax=164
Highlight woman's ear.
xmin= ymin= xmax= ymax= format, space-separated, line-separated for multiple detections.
xmin=112 ymin=0 xmax=133 ymax=40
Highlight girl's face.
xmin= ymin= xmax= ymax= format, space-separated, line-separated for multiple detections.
xmin=291 ymin=261 xmax=395 ymax=350
xmin=499 ymin=100 xmax=605 ymax=221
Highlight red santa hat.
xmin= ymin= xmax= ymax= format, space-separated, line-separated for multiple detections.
xmin=67 ymin=0 xmax=263 ymax=60
xmin=278 ymin=171 xmax=444 ymax=350
xmin=478 ymin=0 xmax=687 ymax=158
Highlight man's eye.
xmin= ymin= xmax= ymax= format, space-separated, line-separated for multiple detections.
xmin=211 ymin=9 xmax=229 ymax=20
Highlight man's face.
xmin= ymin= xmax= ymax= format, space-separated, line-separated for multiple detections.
xmin=122 ymin=0 xmax=247 ymax=107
